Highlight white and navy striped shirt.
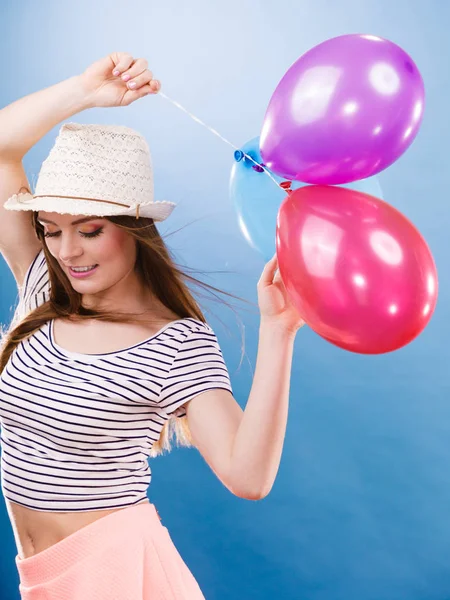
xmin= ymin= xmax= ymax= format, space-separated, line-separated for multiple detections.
xmin=0 ymin=249 xmax=233 ymax=512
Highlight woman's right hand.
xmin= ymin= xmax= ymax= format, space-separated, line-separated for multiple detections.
xmin=79 ymin=52 xmax=160 ymax=108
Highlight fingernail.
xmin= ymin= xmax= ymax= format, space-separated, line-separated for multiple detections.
xmin=128 ymin=81 xmax=136 ymax=89
xmin=113 ymin=69 xmax=120 ymax=76
xmin=122 ymin=74 xmax=130 ymax=82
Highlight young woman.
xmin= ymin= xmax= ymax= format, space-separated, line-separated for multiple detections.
xmin=0 ymin=52 xmax=305 ymax=599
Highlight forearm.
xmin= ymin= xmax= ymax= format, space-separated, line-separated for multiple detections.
xmin=229 ymin=320 xmax=297 ymax=499
xmin=0 ymin=75 xmax=92 ymax=161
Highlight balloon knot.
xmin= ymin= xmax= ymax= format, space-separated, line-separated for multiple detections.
xmin=280 ymin=181 xmax=292 ymax=190
xmin=252 ymin=164 xmax=265 ymax=173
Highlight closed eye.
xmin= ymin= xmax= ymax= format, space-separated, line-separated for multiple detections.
xmin=44 ymin=228 xmax=104 ymax=239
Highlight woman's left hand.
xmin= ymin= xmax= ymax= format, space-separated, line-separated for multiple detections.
xmin=257 ymin=253 xmax=306 ymax=335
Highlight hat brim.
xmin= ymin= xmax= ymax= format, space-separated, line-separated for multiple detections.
xmin=3 ymin=193 xmax=176 ymax=222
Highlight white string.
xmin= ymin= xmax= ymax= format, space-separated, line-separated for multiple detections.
xmin=158 ymin=91 xmax=288 ymax=193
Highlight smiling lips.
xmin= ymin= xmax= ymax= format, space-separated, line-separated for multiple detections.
xmin=68 ymin=265 xmax=99 ymax=276
xmin=70 ymin=265 xmax=97 ymax=269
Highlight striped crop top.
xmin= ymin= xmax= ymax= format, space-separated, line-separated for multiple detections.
xmin=0 ymin=249 xmax=233 ymax=512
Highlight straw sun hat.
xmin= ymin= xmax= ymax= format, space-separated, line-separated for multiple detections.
xmin=3 ymin=122 xmax=176 ymax=221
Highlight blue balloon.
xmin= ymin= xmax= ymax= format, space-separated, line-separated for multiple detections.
xmin=230 ymin=137 xmax=299 ymax=261
xmin=230 ymin=136 xmax=383 ymax=261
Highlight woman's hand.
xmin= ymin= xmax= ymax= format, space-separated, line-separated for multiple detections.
xmin=257 ymin=254 xmax=306 ymax=335
xmin=79 ymin=52 xmax=160 ymax=108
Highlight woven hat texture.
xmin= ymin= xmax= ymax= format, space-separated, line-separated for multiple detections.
xmin=3 ymin=123 xmax=175 ymax=221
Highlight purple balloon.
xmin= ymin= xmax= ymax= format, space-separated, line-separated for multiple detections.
xmin=260 ymin=34 xmax=425 ymax=185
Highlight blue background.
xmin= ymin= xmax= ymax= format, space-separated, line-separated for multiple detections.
xmin=0 ymin=1 xmax=448 ymax=599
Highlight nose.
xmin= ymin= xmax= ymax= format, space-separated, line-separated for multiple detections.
xmin=57 ymin=233 xmax=85 ymax=264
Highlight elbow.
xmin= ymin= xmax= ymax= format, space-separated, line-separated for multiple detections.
xmin=229 ymin=482 xmax=272 ymax=501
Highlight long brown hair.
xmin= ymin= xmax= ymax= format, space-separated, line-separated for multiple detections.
xmin=0 ymin=205 xmax=251 ymax=457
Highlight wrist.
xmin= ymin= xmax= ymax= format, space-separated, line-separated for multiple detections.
xmin=259 ymin=318 xmax=299 ymax=341
xmin=69 ymin=74 xmax=97 ymax=111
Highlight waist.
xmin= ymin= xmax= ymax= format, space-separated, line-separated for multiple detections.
xmin=8 ymin=497 xmax=154 ymax=559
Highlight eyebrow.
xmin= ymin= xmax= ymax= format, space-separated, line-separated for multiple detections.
xmin=37 ymin=217 xmax=102 ymax=226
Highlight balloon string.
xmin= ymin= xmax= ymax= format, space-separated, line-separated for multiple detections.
xmin=158 ymin=91 xmax=290 ymax=194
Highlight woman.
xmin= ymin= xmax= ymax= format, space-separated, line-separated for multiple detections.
xmin=0 ymin=52 xmax=305 ymax=599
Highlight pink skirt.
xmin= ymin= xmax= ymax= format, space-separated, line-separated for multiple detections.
xmin=15 ymin=500 xmax=206 ymax=600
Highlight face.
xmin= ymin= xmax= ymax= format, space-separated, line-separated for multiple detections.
xmin=37 ymin=211 xmax=143 ymax=309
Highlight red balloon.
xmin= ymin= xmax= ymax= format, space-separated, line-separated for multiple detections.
xmin=276 ymin=186 xmax=438 ymax=354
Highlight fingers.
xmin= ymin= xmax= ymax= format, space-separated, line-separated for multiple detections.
xmin=122 ymin=83 xmax=159 ymax=104
xmin=111 ymin=53 xmax=134 ymax=75
xmin=119 ymin=57 xmax=151 ymax=86
xmin=112 ymin=54 xmax=160 ymax=94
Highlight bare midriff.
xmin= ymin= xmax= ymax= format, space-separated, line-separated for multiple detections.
xmin=7 ymin=497 xmax=150 ymax=559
